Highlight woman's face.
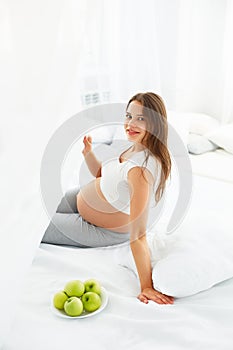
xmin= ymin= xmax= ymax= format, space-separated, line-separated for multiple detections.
xmin=124 ymin=100 xmax=148 ymax=145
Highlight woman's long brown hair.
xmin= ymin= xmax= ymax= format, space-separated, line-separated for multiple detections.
xmin=126 ymin=92 xmax=171 ymax=203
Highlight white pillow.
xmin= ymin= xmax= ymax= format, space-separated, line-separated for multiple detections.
xmin=187 ymin=133 xmax=219 ymax=155
xmin=152 ymin=215 xmax=233 ymax=297
xmin=114 ymin=214 xmax=233 ymax=298
xmin=114 ymin=176 xmax=233 ymax=298
xmin=205 ymin=123 xmax=233 ymax=154
xmin=187 ymin=113 xmax=220 ymax=135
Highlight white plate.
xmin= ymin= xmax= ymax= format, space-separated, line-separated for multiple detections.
xmin=50 ymin=287 xmax=108 ymax=319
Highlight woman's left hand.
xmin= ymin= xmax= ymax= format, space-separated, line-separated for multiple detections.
xmin=138 ymin=287 xmax=174 ymax=305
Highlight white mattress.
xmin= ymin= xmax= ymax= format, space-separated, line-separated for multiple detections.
xmin=3 ymin=172 xmax=233 ymax=350
xmin=189 ymin=149 xmax=233 ymax=183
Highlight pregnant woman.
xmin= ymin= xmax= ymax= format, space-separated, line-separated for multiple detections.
xmin=42 ymin=92 xmax=174 ymax=304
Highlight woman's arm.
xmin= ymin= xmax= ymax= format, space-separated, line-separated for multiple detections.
xmin=82 ymin=135 xmax=102 ymax=178
xmin=128 ymin=167 xmax=174 ymax=305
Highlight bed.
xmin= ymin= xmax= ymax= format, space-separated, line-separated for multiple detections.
xmin=3 ymin=140 xmax=233 ymax=350
xmin=189 ymin=149 xmax=233 ymax=184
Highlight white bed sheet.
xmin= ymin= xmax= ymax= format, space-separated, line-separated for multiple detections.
xmin=189 ymin=149 xmax=233 ymax=183
xmin=3 ymin=173 xmax=233 ymax=350
xmin=3 ymin=242 xmax=233 ymax=350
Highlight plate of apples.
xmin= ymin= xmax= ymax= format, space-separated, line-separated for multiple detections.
xmin=51 ymin=279 xmax=108 ymax=318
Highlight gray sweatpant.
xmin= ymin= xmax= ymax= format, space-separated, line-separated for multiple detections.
xmin=41 ymin=187 xmax=130 ymax=248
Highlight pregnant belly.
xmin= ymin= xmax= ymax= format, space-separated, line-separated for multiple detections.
xmin=76 ymin=177 xmax=130 ymax=233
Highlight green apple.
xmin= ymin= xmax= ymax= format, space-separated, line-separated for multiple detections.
xmin=53 ymin=291 xmax=68 ymax=310
xmin=84 ymin=279 xmax=101 ymax=295
xmin=81 ymin=292 xmax=101 ymax=312
xmin=64 ymin=280 xmax=85 ymax=297
xmin=64 ymin=297 xmax=83 ymax=317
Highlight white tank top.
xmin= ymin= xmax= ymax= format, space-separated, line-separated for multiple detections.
xmin=99 ymin=143 xmax=162 ymax=215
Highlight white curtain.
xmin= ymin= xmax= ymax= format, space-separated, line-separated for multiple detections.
xmin=79 ymin=0 xmax=233 ymax=122
xmin=175 ymin=0 xmax=232 ymax=122
xmin=222 ymin=0 xmax=233 ymax=123
xmin=175 ymin=0 xmax=225 ymax=115
xmin=78 ymin=0 xmax=162 ymax=104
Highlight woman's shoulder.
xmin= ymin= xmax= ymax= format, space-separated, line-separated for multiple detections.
xmin=127 ymin=151 xmax=161 ymax=184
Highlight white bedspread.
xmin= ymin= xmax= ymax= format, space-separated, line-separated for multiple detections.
xmin=3 ymin=242 xmax=233 ymax=350
xmin=189 ymin=149 xmax=233 ymax=183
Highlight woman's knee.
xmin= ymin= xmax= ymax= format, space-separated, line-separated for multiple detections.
xmin=56 ymin=187 xmax=80 ymax=213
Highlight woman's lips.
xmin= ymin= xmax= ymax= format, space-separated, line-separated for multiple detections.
xmin=127 ymin=130 xmax=140 ymax=136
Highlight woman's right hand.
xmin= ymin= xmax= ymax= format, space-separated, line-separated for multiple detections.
xmin=82 ymin=135 xmax=92 ymax=157
xmin=137 ymin=287 xmax=174 ymax=305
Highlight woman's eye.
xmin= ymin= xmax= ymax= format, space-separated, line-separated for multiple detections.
xmin=125 ymin=115 xmax=145 ymax=121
